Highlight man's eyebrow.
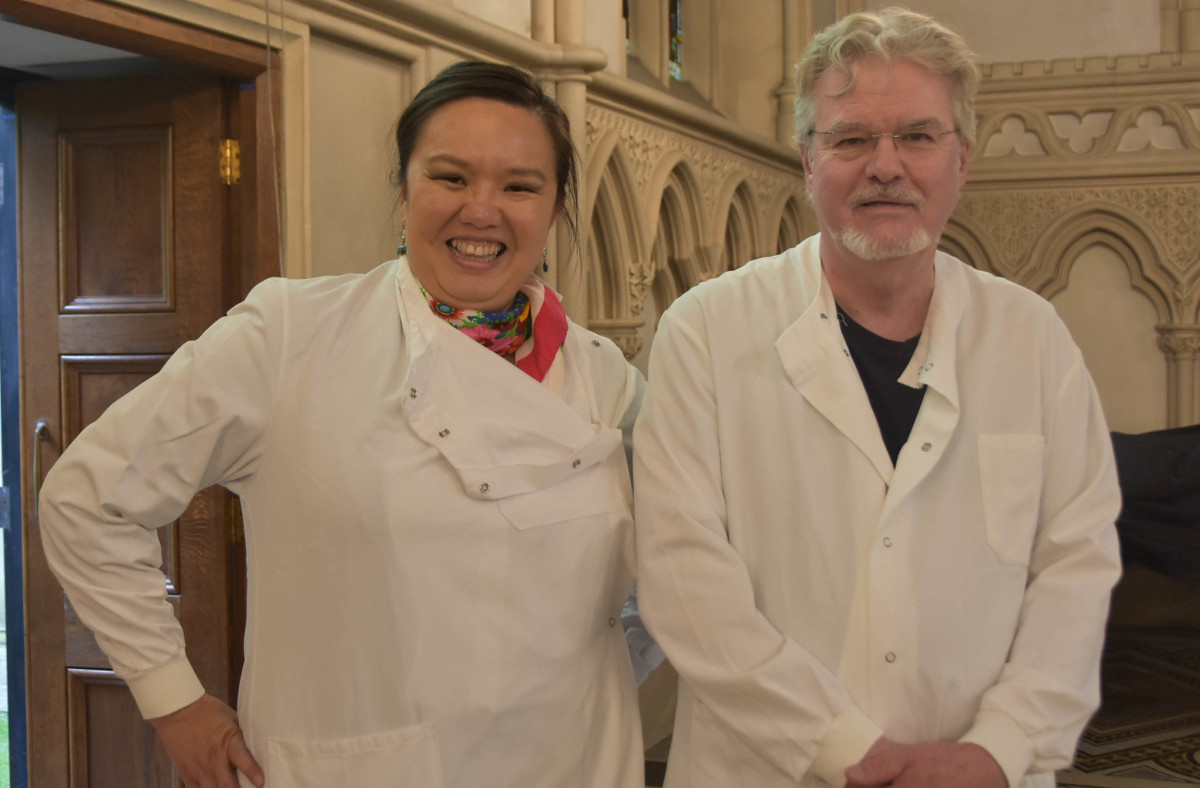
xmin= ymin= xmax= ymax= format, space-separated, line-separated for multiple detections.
xmin=824 ymin=116 xmax=946 ymax=132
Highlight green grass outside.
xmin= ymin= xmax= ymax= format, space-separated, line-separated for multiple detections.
xmin=0 ymin=711 xmax=9 ymax=788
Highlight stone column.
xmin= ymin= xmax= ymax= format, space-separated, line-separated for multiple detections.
xmin=553 ymin=0 xmax=590 ymax=323
xmin=1157 ymin=325 xmax=1200 ymax=427
xmin=531 ymin=0 xmax=554 ymax=44
xmin=775 ymin=0 xmax=805 ymax=145
xmin=1182 ymin=0 xmax=1200 ymax=51
xmin=1162 ymin=0 xmax=1181 ymax=52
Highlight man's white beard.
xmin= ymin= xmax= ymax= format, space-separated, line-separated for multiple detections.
xmin=837 ymin=226 xmax=933 ymax=261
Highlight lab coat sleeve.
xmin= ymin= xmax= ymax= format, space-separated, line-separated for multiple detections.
xmin=959 ymin=330 xmax=1122 ymax=787
xmin=634 ymin=295 xmax=882 ymax=784
xmin=39 ymin=279 xmax=284 ymax=720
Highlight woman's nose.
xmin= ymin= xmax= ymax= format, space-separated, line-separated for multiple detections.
xmin=459 ymin=188 xmax=501 ymax=226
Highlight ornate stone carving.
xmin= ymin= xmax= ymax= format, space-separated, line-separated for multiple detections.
xmin=628 ymin=258 xmax=656 ymax=316
xmin=1157 ymin=328 xmax=1200 ymax=358
xmin=982 ymin=116 xmax=1047 ymax=158
xmin=955 ymin=184 xmax=1200 ymax=280
xmin=1117 ymin=110 xmax=1185 ymax=152
xmin=1047 ymin=111 xmax=1112 ymax=154
xmin=586 ymin=104 xmax=805 ymax=218
xmin=586 ymin=103 xmax=806 ymax=322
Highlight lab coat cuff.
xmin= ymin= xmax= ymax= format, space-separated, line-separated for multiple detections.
xmin=811 ymin=703 xmax=884 ymax=788
xmin=959 ymin=710 xmax=1035 ymax=788
xmin=125 ymin=651 xmax=207 ymax=720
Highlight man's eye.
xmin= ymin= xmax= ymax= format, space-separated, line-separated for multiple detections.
xmin=902 ymin=132 xmax=934 ymax=143
xmin=835 ymin=136 xmax=867 ymax=147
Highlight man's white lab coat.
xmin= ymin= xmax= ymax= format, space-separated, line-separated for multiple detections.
xmin=634 ymin=236 xmax=1122 ymax=787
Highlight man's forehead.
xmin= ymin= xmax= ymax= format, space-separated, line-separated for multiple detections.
xmin=813 ymin=58 xmax=954 ymax=116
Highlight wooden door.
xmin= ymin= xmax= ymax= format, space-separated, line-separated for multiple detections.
xmin=19 ymin=74 xmax=242 ymax=788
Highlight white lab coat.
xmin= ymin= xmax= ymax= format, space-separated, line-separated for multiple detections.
xmin=40 ymin=259 xmax=646 ymax=788
xmin=634 ymin=236 xmax=1122 ymax=788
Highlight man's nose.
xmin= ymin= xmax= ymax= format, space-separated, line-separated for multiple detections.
xmin=863 ymin=134 xmax=905 ymax=181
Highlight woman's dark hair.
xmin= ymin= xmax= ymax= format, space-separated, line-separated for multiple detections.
xmin=394 ymin=61 xmax=579 ymax=243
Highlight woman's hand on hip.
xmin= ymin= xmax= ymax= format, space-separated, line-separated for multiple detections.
xmin=150 ymin=693 xmax=264 ymax=788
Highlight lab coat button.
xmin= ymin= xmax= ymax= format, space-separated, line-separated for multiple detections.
xmin=572 ymin=459 xmax=581 ymax=468
xmin=820 ymin=312 xmax=828 ymax=320
xmin=438 ymin=428 xmax=450 ymax=438
xmin=479 ymin=483 xmax=490 ymax=494
xmin=409 ymin=387 xmax=418 ymax=399
xmin=591 ymin=339 xmax=602 ymax=347
xmin=882 ymin=536 xmax=892 ymax=547
xmin=608 ymin=617 xmax=617 ymax=627
xmin=921 ymin=442 xmax=932 ymax=452
xmin=885 ymin=651 xmax=897 ymax=663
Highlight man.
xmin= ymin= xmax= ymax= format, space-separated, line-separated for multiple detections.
xmin=633 ymin=9 xmax=1122 ymax=788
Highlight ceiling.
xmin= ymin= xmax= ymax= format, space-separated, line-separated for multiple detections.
xmin=0 ymin=17 xmax=161 ymax=79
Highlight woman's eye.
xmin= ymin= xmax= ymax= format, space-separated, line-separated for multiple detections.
xmin=507 ymin=183 xmax=539 ymax=193
xmin=432 ymin=174 xmax=465 ymax=185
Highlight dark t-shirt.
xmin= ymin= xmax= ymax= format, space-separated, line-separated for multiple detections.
xmin=836 ymin=305 xmax=926 ymax=466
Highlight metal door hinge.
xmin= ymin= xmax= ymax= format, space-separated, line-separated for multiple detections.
xmin=220 ymin=139 xmax=241 ymax=186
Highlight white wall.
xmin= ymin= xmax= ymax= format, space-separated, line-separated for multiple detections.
xmin=866 ymin=0 xmax=1160 ymax=63
xmin=1050 ymin=244 xmax=1168 ymax=434
xmin=308 ymin=36 xmax=410 ymax=277
xmin=453 ymin=0 xmax=530 ymax=37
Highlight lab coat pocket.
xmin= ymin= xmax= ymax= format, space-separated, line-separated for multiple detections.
xmin=267 ymin=721 xmax=444 ymax=787
xmin=498 ymin=469 xmax=620 ymax=530
xmin=977 ymin=433 xmax=1046 ymax=567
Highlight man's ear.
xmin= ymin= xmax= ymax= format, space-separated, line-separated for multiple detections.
xmin=800 ymin=143 xmax=815 ymax=181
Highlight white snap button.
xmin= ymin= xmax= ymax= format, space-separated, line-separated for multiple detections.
xmin=479 ymin=483 xmax=490 ymax=494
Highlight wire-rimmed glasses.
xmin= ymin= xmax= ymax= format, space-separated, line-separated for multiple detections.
xmin=808 ymin=120 xmax=960 ymax=161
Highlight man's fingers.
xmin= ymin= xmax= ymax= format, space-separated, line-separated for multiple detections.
xmin=227 ymin=734 xmax=265 ymax=788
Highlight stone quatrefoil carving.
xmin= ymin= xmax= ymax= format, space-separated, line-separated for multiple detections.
xmin=983 ymin=107 xmax=1195 ymax=158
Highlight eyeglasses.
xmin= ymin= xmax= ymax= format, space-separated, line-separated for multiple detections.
xmin=808 ymin=122 xmax=960 ymax=161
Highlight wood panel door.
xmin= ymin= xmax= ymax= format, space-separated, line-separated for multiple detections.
xmin=19 ymin=74 xmax=243 ymax=788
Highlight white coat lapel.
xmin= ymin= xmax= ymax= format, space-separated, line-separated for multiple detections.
xmin=774 ymin=281 xmax=894 ymax=485
xmin=879 ymin=255 xmax=966 ymax=520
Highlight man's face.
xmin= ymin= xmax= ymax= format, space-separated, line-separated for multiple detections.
xmin=800 ymin=57 xmax=971 ymax=264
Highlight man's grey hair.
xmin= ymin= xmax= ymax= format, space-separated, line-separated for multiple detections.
xmin=794 ymin=8 xmax=980 ymax=147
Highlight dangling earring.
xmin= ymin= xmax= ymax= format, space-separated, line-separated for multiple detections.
xmin=541 ymin=246 xmax=549 ymax=273
xmin=398 ymin=225 xmax=407 ymax=256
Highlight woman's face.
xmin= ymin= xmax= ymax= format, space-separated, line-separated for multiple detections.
xmin=400 ymin=97 xmax=562 ymax=312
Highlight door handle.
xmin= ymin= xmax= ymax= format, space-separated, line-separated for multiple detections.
xmin=33 ymin=419 xmax=49 ymax=517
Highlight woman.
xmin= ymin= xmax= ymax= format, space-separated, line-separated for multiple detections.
xmin=39 ymin=62 xmax=647 ymax=788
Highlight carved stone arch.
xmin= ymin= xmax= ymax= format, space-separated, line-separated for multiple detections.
xmin=585 ymin=140 xmax=651 ymax=358
xmin=975 ymin=108 xmax=1055 ymax=158
xmin=767 ymin=190 xmax=808 ymax=254
xmin=650 ymin=173 xmax=707 ymax=321
xmin=585 ymin=141 xmax=646 ymax=318
xmin=1025 ymin=207 xmax=1174 ymax=322
xmin=1097 ymin=100 xmax=1200 ymax=155
xmin=940 ymin=215 xmax=999 ymax=277
xmin=720 ymin=182 xmax=758 ymax=270
xmin=642 ymin=154 xmax=705 ymax=262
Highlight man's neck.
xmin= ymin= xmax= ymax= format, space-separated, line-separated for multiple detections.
xmin=821 ymin=245 xmax=936 ymax=342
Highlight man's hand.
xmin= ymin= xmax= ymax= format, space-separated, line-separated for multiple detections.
xmin=845 ymin=736 xmax=1007 ymax=788
xmin=149 ymin=694 xmax=264 ymax=788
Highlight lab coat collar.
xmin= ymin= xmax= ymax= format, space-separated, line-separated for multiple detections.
xmin=774 ymin=239 xmax=895 ymax=484
xmin=393 ymin=259 xmax=622 ymax=501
